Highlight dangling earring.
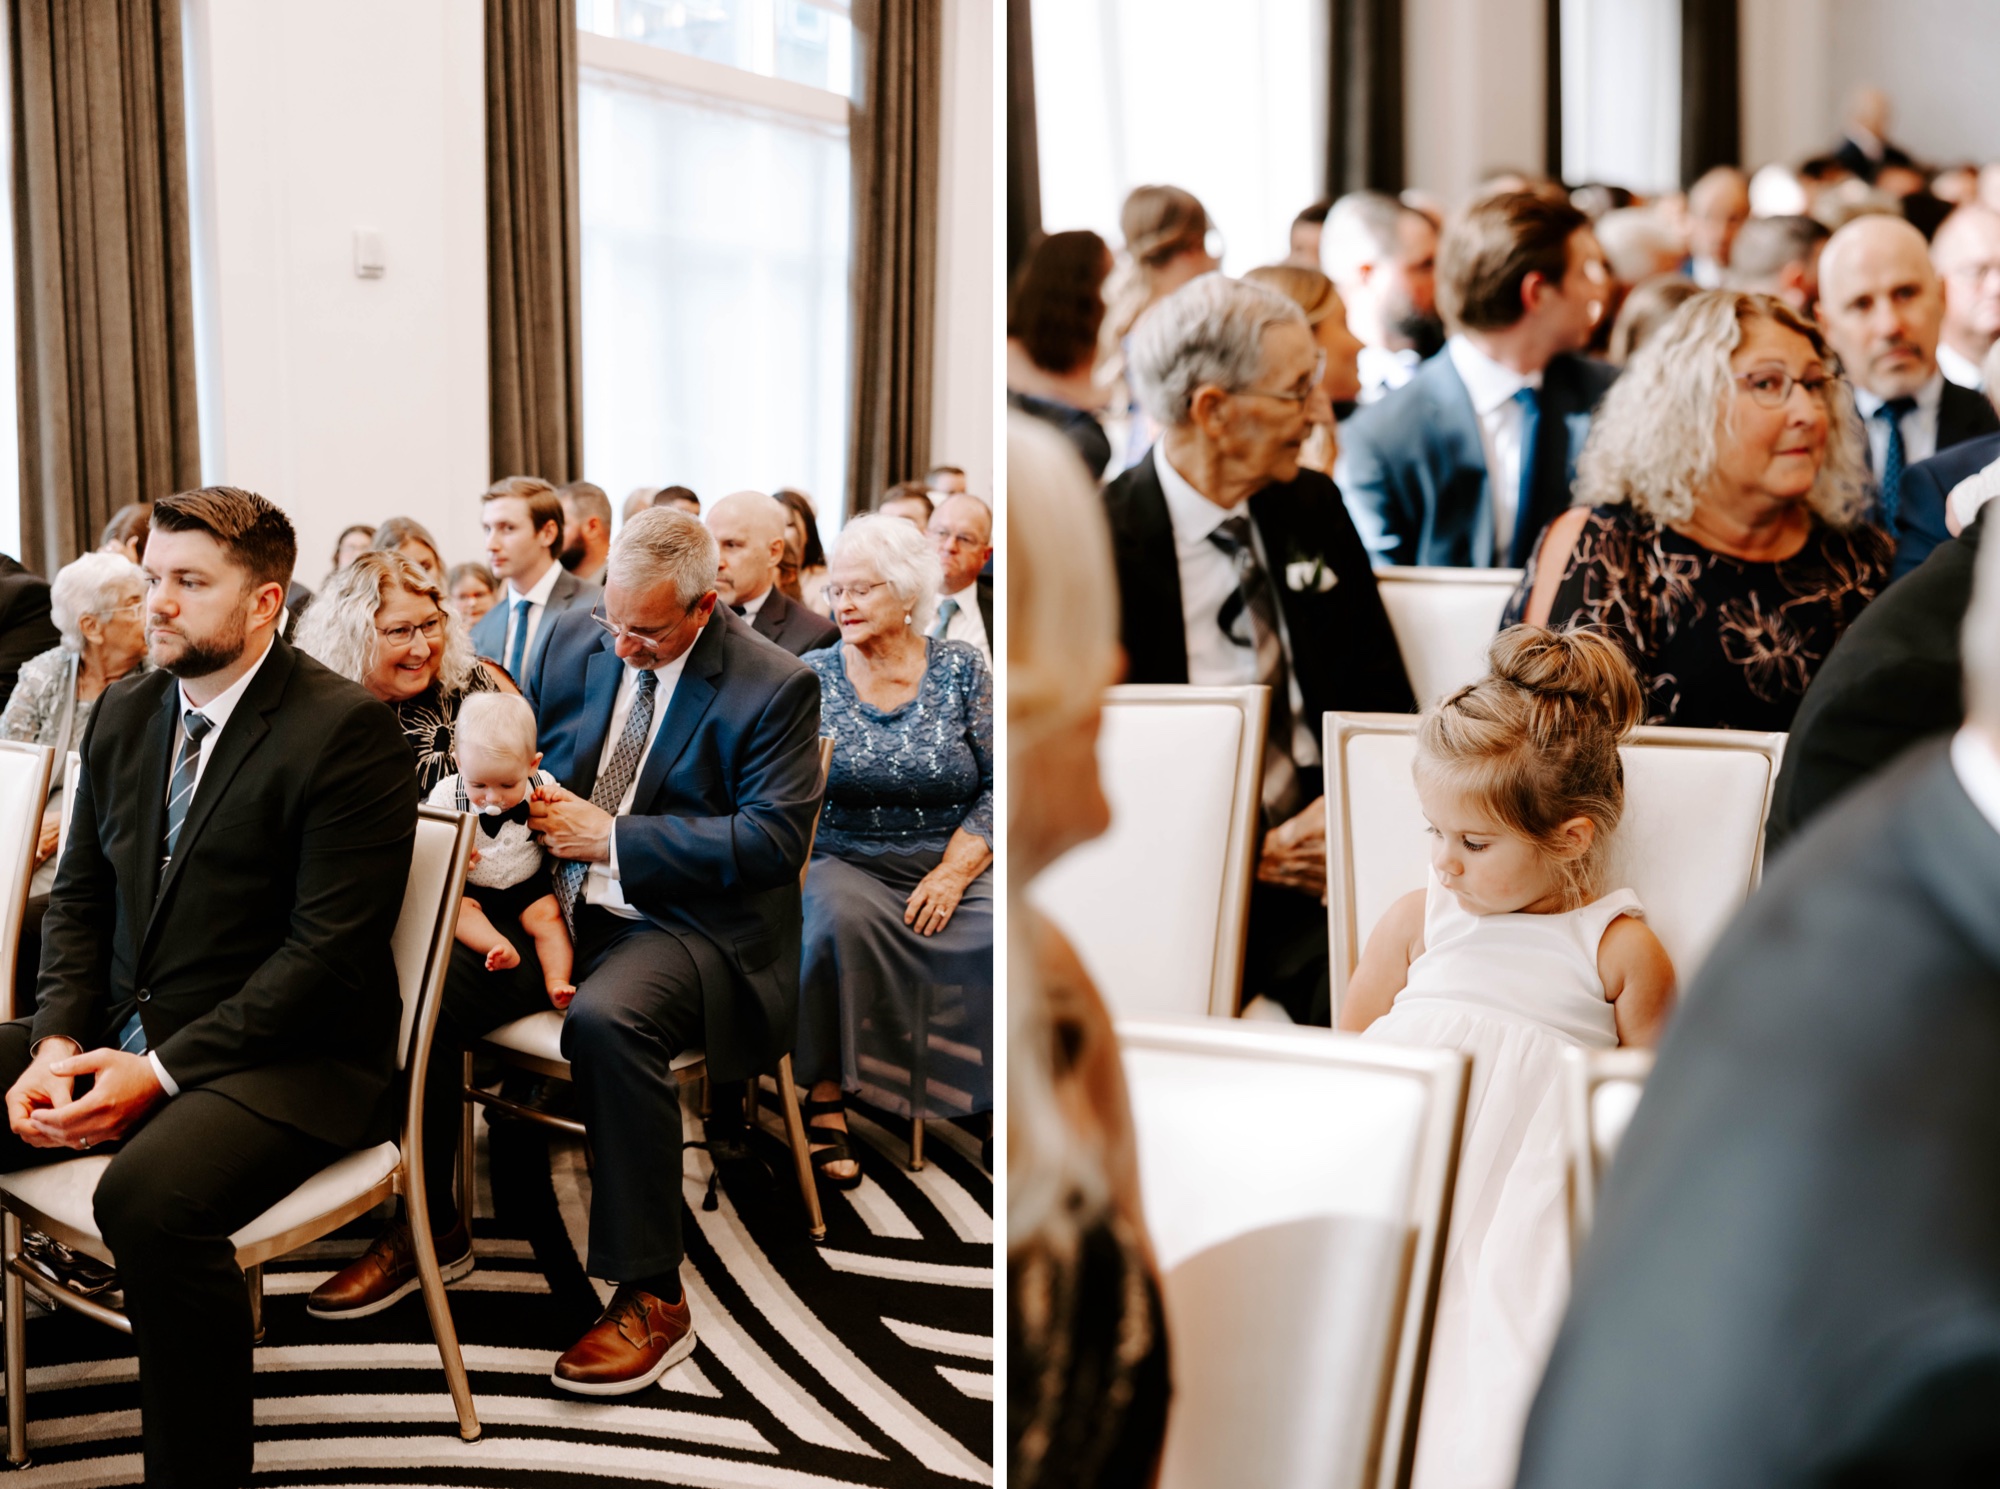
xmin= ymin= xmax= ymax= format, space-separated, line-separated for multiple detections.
xmin=905 ymin=613 xmax=914 ymax=626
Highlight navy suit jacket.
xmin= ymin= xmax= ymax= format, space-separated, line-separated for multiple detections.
xmin=1337 ymin=349 xmax=1618 ymax=567
xmin=526 ymin=605 xmax=823 ymax=1083
xmin=1890 ymin=415 xmax=2000 ymax=580
xmin=471 ymin=564 xmax=599 ymax=690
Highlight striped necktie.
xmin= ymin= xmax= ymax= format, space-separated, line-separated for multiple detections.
xmin=553 ymin=668 xmax=658 ymax=932
xmin=1209 ymin=515 xmax=1304 ymax=822
xmin=1874 ymin=397 xmax=1916 ymax=528
xmin=127 ymin=709 xmax=214 ymax=1054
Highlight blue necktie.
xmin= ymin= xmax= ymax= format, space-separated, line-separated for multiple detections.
xmin=1874 ymin=397 xmax=1915 ymax=528
xmin=505 ymin=596 xmax=531 ymax=680
xmin=127 ymin=709 xmax=214 ymax=1054
xmin=553 ymin=668 xmax=658 ymax=932
xmin=929 ymin=597 xmax=959 ymax=640
xmin=1511 ymin=385 xmax=1542 ymax=566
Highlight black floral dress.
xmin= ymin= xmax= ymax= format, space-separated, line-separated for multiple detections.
xmin=1503 ymin=503 xmax=1893 ymax=731
xmin=391 ymin=667 xmax=499 ymax=793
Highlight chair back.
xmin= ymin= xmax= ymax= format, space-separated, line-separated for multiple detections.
xmin=0 ymin=745 xmax=53 ymax=1022
xmin=1372 ymin=567 xmax=1521 ymax=707
xmin=55 ymin=751 xmax=79 ymax=862
xmin=1323 ymin=713 xmax=1783 ymax=1017
xmin=1119 ymin=1017 xmax=1466 ymax=1489
xmin=392 ymin=807 xmax=476 ymax=1073
xmin=801 ymin=735 xmax=835 ymax=891
xmin=1563 ymin=1046 xmax=1654 ymax=1257
xmin=1030 ymin=686 xmax=1267 ymax=1019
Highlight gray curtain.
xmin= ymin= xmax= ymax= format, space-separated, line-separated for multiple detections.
xmin=10 ymin=0 xmax=200 ymax=577
xmin=1323 ymin=0 xmax=1404 ymax=196
xmin=486 ymin=0 xmax=582 ymax=483
xmin=846 ymin=0 xmax=940 ymax=519
xmin=1007 ymin=0 xmax=1040 ymax=279
xmin=1680 ymin=0 xmax=1741 ymax=186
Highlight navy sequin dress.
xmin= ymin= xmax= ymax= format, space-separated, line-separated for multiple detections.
xmin=797 ymin=639 xmax=994 ymax=1117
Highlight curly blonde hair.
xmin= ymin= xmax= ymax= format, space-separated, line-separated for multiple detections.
xmin=293 ymin=551 xmax=478 ymax=697
xmin=1575 ymin=289 xmax=1870 ymax=529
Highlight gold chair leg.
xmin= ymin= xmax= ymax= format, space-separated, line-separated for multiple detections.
xmin=405 ymin=1168 xmax=481 ymax=1442
xmin=5 ymin=1212 xmax=28 ymax=1466
xmin=459 ymin=1049 xmax=477 ymax=1228
xmin=247 ymin=1263 xmax=265 ymax=1344
xmin=909 ymin=1116 xmax=925 ymax=1171
xmin=775 ymin=1057 xmax=826 ymax=1242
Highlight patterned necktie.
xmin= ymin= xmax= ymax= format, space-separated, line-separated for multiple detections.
xmin=505 ymin=596 xmax=532 ymax=680
xmin=1511 ymin=385 xmax=1542 ymax=566
xmin=1209 ymin=515 xmax=1303 ymax=822
xmin=128 ymin=709 xmax=214 ymax=1054
xmin=1874 ymin=397 xmax=1916 ymax=528
xmin=553 ymin=668 xmax=658 ymax=931
xmin=929 ymin=596 xmax=959 ymax=640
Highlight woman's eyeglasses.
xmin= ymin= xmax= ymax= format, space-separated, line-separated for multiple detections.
xmin=376 ymin=615 xmax=445 ymax=647
xmin=1735 ymin=367 xmax=1837 ymax=408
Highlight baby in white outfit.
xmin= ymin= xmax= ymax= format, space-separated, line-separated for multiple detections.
xmin=425 ymin=692 xmax=575 ymax=1008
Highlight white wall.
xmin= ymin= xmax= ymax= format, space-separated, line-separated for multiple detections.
xmin=1405 ymin=0 xmax=1545 ymax=206
xmin=931 ymin=0 xmax=995 ymax=502
xmin=183 ymin=0 xmax=487 ymax=593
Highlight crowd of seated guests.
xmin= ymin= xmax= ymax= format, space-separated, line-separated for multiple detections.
xmin=1012 ymin=78 xmax=2000 ymax=1488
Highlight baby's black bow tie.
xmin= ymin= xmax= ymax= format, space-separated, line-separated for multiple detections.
xmin=477 ymin=799 xmax=533 ymax=837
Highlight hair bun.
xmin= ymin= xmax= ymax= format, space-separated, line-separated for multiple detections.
xmin=1486 ymin=624 xmax=1645 ymax=736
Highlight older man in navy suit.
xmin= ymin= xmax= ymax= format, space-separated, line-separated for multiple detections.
xmin=312 ymin=508 xmax=824 ymax=1396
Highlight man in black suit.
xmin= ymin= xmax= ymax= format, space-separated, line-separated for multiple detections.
xmin=313 ymin=509 xmax=823 ymax=1396
xmin=1517 ymin=530 xmax=2000 ymax=1487
xmin=1768 ymin=503 xmax=1987 ymax=852
xmin=706 ymin=489 xmax=838 ymax=656
xmin=1337 ymin=190 xmax=1617 ymax=567
xmin=1818 ymin=215 xmax=2000 ymax=542
xmin=0 ymin=554 xmax=60 ymax=710
xmin=1832 ymin=85 xmax=1916 ymax=186
xmin=927 ymin=491 xmax=994 ymax=668
xmin=1107 ymin=273 xmax=1415 ymax=1025
xmin=470 ymin=474 xmax=600 ymax=688
xmin=0 ymin=487 xmax=416 ymax=1486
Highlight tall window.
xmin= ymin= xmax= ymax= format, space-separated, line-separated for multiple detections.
xmin=577 ymin=0 xmax=852 ymax=527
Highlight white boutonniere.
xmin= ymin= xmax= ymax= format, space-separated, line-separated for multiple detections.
xmin=1285 ymin=556 xmax=1338 ymax=593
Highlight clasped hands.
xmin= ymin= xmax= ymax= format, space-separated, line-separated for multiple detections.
xmin=527 ymin=781 xmax=614 ymax=863
xmin=6 ymin=1038 xmax=165 ymax=1151
xmin=1258 ymin=795 xmax=1328 ymax=897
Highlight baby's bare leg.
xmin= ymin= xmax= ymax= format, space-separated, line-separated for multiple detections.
xmin=518 ymin=894 xmax=576 ymax=1006
xmin=455 ymin=896 xmax=520 ymax=971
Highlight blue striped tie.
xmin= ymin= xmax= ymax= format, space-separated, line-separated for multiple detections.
xmin=126 ymin=709 xmax=214 ymax=1055
xmin=553 ymin=669 xmax=657 ymax=933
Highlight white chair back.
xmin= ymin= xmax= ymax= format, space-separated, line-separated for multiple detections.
xmin=1120 ymin=1017 xmax=1467 ymax=1489
xmin=0 ymin=745 xmax=52 ymax=1023
xmin=1563 ymin=1046 xmax=1653 ymax=1257
xmin=1323 ymin=714 xmax=1783 ymax=1017
xmin=1373 ymin=567 xmax=1522 ymax=707
xmin=55 ymin=751 xmax=79 ymax=862
xmin=391 ymin=807 xmax=474 ymax=1071
xmin=1030 ymin=686 xmax=1267 ymax=1019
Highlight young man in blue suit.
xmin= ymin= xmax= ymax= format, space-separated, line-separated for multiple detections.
xmin=1338 ymin=190 xmax=1617 ymax=568
xmin=470 ymin=475 xmax=599 ymax=688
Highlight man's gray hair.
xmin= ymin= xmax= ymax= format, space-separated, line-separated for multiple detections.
xmin=1127 ymin=273 xmax=1308 ymax=429
xmin=828 ymin=513 xmax=944 ymax=632
xmin=1965 ymin=519 xmax=2000 ymax=732
xmin=1322 ymin=190 xmax=1407 ymax=280
xmin=50 ymin=552 xmax=146 ymax=653
xmin=607 ymin=506 xmax=719 ymax=609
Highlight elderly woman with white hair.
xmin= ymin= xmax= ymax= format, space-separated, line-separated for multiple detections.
xmin=1511 ymin=289 xmax=1894 ymax=730
xmin=794 ymin=513 xmax=993 ymax=1185
xmin=293 ymin=550 xmax=507 ymax=791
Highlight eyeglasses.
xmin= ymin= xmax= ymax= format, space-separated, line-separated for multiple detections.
xmin=1735 ymin=367 xmax=1838 ymax=408
xmin=1234 ymin=350 xmax=1329 ymax=407
xmin=826 ymin=581 xmax=886 ymax=603
xmin=930 ymin=529 xmax=988 ymax=551
xmin=592 ymin=609 xmax=683 ymax=654
xmin=376 ymin=615 xmax=445 ymax=646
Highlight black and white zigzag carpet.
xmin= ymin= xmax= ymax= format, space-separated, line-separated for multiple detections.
xmin=2 ymin=1094 xmax=995 ymax=1486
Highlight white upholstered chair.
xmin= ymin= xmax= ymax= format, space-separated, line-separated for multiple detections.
xmin=1119 ymin=1016 xmax=1468 ymax=1489
xmin=0 ymin=804 xmax=483 ymax=1465
xmin=1322 ymin=713 xmax=1784 ymax=1019
xmin=1029 ymin=685 xmax=1268 ymax=1019
xmin=0 ymin=744 xmax=53 ymax=1024
xmin=1563 ymin=1046 xmax=1654 ymax=1259
xmin=1372 ymin=567 xmax=1523 ymax=708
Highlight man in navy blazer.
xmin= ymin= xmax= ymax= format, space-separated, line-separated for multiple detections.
xmin=470 ymin=475 xmax=600 ymax=688
xmin=1338 ymin=190 xmax=1618 ymax=568
xmin=1891 ymin=427 xmax=2000 ymax=580
xmin=313 ymin=509 xmax=824 ymax=1396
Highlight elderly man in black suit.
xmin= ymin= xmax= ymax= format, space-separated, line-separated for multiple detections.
xmin=313 ymin=508 xmax=824 ymax=1397
xmin=1105 ymin=272 xmax=1414 ymax=1025
xmin=705 ymin=489 xmax=838 ymax=656
xmin=0 ymin=487 xmax=417 ymax=1486
xmin=1517 ymin=516 xmax=2000 ymax=1487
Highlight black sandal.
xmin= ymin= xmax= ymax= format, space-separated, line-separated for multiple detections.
xmin=801 ymin=1095 xmax=863 ymax=1190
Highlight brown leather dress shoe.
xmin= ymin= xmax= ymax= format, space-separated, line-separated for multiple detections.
xmin=306 ymin=1215 xmax=474 ymax=1321
xmin=550 ymin=1285 xmax=696 ymax=1395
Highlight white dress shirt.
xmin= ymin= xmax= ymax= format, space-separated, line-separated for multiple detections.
xmin=1357 ymin=344 xmax=1421 ymax=405
xmin=1856 ymin=373 xmax=1945 ymax=477
xmin=586 ymin=650 xmax=690 ymax=917
xmin=736 ymin=584 xmax=772 ymax=620
xmin=1951 ymin=727 xmax=2000 ymax=839
xmin=146 ymin=638 xmax=279 ymax=1096
xmin=1154 ymin=445 xmax=1318 ymax=767
xmin=935 ymin=583 xmax=991 ymax=665
xmin=1690 ymin=257 xmax=1724 ymax=290
xmin=501 ymin=560 xmax=565 ymax=668
xmin=1447 ymin=335 xmax=1542 ymax=557
xmin=1939 ymin=341 xmax=1985 ymax=392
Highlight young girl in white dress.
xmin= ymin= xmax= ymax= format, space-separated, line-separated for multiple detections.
xmin=1340 ymin=625 xmax=1677 ymax=1489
